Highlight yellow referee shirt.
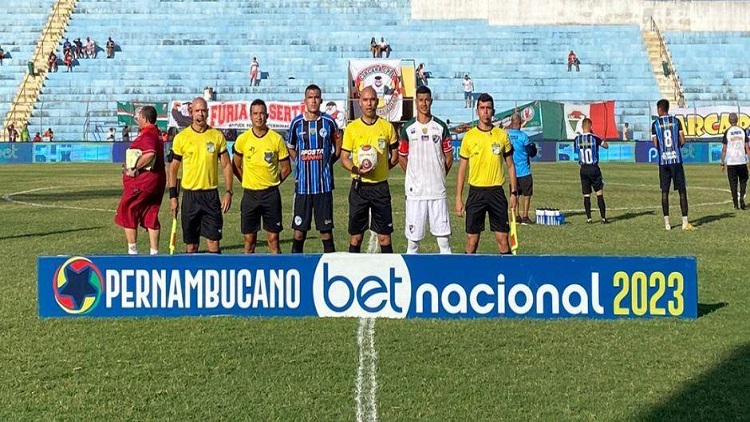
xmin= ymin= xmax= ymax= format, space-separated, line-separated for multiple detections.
xmin=342 ymin=117 xmax=397 ymax=183
xmin=233 ymin=129 xmax=289 ymax=190
xmin=459 ymin=126 xmax=512 ymax=187
xmin=172 ymin=126 xmax=227 ymax=190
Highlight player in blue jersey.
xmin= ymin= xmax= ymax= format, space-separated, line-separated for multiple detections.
xmin=574 ymin=118 xmax=609 ymax=224
xmin=286 ymin=84 xmax=342 ymax=252
xmin=507 ymin=113 xmax=534 ymax=225
xmin=652 ymin=99 xmax=693 ymax=230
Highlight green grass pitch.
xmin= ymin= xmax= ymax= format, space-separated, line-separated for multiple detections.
xmin=1 ymin=162 xmax=749 ymax=420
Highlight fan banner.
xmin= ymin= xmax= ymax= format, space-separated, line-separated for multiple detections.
xmin=349 ymin=59 xmax=404 ymax=121
xmin=167 ymin=100 xmax=347 ymax=131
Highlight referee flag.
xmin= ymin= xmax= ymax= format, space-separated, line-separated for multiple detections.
xmin=509 ymin=212 xmax=519 ymax=255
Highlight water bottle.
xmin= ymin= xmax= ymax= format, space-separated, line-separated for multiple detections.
xmin=535 ymin=209 xmax=542 ymax=225
xmin=553 ymin=209 xmax=560 ymax=225
xmin=544 ymin=209 xmax=553 ymax=226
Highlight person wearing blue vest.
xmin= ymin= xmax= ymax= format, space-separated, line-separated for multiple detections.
xmin=507 ymin=113 xmax=534 ymax=225
xmin=652 ymin=99 xmax=694 ymax=231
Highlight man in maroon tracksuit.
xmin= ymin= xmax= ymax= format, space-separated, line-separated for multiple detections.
xmin=115 ymin=106 xmax=166 ymax=254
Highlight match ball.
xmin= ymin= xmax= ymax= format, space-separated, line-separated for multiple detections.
xmin=358 ymin=145 xmax=378 ymax=172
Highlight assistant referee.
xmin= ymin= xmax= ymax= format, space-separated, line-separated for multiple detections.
xmin=168 ymin=97 xmax=234 ymax=253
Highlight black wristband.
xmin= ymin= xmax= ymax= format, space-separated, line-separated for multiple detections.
xmin=511 ymin=191 xmax=518 ymax=196
xmin=352 ymin=166 xmax=360 ymax=175
xmin=225 ymin=190 xmax=233 ymax=196
xmin=169 ymin=187 xmax=178 ymax=199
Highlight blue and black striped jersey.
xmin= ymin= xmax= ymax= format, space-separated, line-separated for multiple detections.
xmin=286 ymin=113 xmax=339 ymax=194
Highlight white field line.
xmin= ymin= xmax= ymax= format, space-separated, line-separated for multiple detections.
xmin=355 ymin=228 xmax=380 ymax=422
xmin=2 ymin=186 xmax=117 ymax=213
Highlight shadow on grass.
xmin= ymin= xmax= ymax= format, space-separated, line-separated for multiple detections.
xmin=692 ymin=213 xmax=735 ymax=227
xmin=17 ymin=189 xmax=123 ymax=201
xmin=637 ymin=342 xmax=750 ymax=421
xmin=0 ymin=225 xmax=105 ymax=241
xmin=611 ymin=210 xmax=655 ymax=222
xmin=698 ymin=302 xmax=728 ymax=318
xmin=220 ymin=238 xmax=294 ymax=253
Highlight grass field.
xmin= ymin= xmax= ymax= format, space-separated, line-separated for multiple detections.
xmin=1 ymin=161 xmax=749 ymax=420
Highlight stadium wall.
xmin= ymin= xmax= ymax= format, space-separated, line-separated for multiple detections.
xmin=0 ymin=141 xmax=724 ymax=165
xmin=412 ymin=0 xmax=750 ymax=31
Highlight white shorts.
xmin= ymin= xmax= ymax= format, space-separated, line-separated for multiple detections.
xmin=405 ymin=197 xmax=451 ymax=241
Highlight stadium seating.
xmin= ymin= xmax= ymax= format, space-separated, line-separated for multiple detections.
xmin=24 ymin=0 xmax=665 ymax=141
xmin=664 ymin=31 xmax=750 ymax=106
xmin=0 ymin=0 xmax=56 ymax=127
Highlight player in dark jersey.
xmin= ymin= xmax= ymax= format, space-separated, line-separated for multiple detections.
xmin=574 ymin=118 xmax=609 ymax=224
xmin=652 ymin=99 xmax=694 ymax=230
xmin=286 ymin=84 xmax=341 ymax=253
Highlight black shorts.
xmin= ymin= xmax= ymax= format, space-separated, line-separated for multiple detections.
xmin=241 ymin=186 xmax=283 ymax=234
xmin=181 ymin=189 xmax=223 ymax=244
xmin=292 ymin=192 xmax=334 ymax=232
xmin=659 ymin=163 xmax=686 ymax=192
xmin=517 ymin=175 xmax=533 ymax=196
xmin=348 ymin=180 xmax=393 ymax=235
xmin=580 ymin=165 xmax=604 ymax=195
xmin=465 ymin=185 xmax=509 ymax=234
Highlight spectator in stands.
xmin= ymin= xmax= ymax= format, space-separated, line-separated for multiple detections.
xmin=622 ymin=122 xmax=631 ymax=141
xmin=47 ymin=51 xmax=58 ymax=72
xmin=380 ymin=37 xmax=391 ymax=58
xmin=43 ymin=127 xmax=54 ymax=142
xmin=21 ymin=124 xmax=29 ymax=142
xmin=106 ymin=37 xmax=116 ymax=59
xmin=462 ymin=74 xmax=474 ymax=108
xmin=64 ymin=51 xmax=73 ymax=72
xmin=122 ymin=125 xmax=131 ymax=143
xmin=85 ymin=37 xmax=96 ymax=58
xmin=250 ymin=57 xmax=260 ymax=86
xmin=63 ymin=38 xmax=72 ymax=56
xmin=33 ymin=132 xmax=42 ymax=142
xmin=74 ymin=38 xmax=84 ymax=59
xmin=369 ymin=37 xmax=380 ymax=58
xmin=416 ymin=63 xmax=428 ymax=87
xmin=107 ymin=127 xmax=116 ymax=141
xmin=7 ymin=124 xmax=17 ymax=142
xmin=0 ymin=45 xmax=4 ymax=66
xmin=568 ymin=50 xmax=580 ymax=72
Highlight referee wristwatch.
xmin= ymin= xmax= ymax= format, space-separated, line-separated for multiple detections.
xmin=511 ymin=190 xmax=519 ymax=196
xmin=225 ymin=190 xmax=233 ymax=196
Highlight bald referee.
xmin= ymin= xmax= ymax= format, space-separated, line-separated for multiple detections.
xmin=168 ymin=97 xmax=234 ymax=253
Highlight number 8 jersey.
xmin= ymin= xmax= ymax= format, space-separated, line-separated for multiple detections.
xmin=652 ymin=115 xmax=684 ymax=165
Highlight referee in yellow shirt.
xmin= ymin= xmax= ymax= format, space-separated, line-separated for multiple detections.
xmin=455 ymin=93 xmax=518 ymax=254
xmin=168 ymin=97 xmax=234 ymax=254
xmin=232 ymin=99 xmax=291 ymax=254
xmin=340 ymin=86 xmax=399 ymax=253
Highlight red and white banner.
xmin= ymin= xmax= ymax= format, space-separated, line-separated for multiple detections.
xmin=168 ymin=100 xmax=347 ymax=131
xmin=349 ymin=59 xmax=403 ymax=121
xmin=563 ymin=101 xmax=618 ymax=140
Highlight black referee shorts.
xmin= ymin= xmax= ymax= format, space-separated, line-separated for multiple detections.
xmin=580 ymin=164 xmax=604 ymax=195
xmin=465 ymin=185 xmax=509 ymax=234
xmin=659 ymin=163 xmax=687 ymax=192
xmin=241 ymin=186 xmax=283 ymax=234
xmin=181 ymin=189 xmax=223 ymax=244
xmin=348 ymin=180 xmax=393 ymax=235
xmin=292 ymin=192 xmax=334 ymax=232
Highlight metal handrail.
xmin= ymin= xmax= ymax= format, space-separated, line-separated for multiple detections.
xmin=649 ymin=16 xmax=683 ymax=103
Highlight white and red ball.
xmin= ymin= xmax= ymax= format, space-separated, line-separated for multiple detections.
xmin=358 ymin=145 xmax=378 ymax=172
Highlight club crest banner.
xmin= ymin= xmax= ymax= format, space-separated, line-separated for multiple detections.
xmin=349 ymin=60 xmax=403 ymax=121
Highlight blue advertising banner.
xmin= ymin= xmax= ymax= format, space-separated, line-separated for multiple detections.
xmin=0 ymin=143 xmax=32 ymax=164
xmin=635 ymin=142 xmax=723 ymax=164
xmin=39 ymin=254 xmax=698 ymax=320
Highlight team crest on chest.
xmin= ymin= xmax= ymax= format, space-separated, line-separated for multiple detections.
xmin=378 ymin=138 xmax=387 ymax=150
xmin=319 ymin=127 xmax=328 ymax=138
xmin=491 ymin=143 xmax=501 ymax=155
xmin=432 ymin=135 xmax=441 ymax=143
xmin=264 ymin=151 xmax=273 ymax=163
xmin=206 ymin=142 xmax=215 ymax=153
